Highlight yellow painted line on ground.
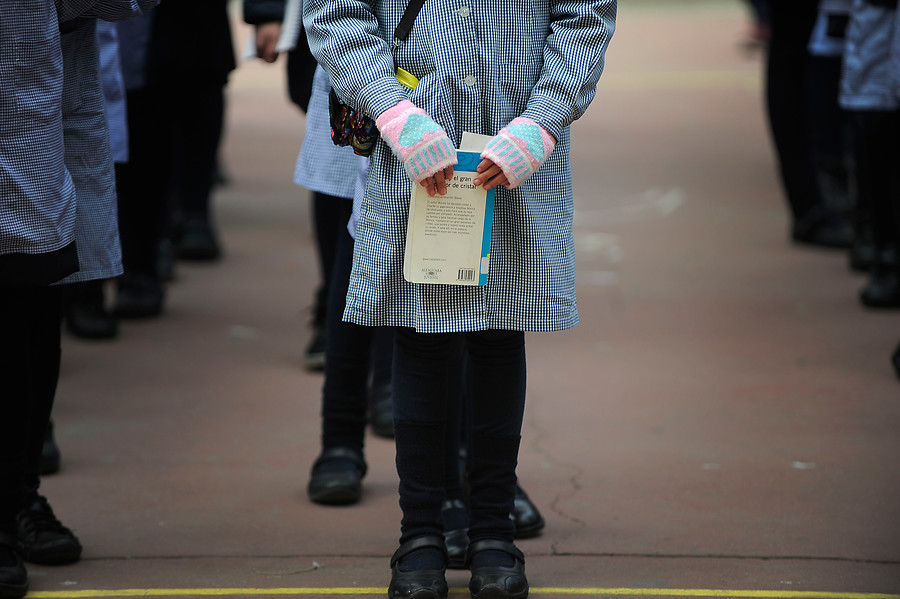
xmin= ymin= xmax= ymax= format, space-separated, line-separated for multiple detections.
xmin=24 ymin=588 xmax=900 ymax=598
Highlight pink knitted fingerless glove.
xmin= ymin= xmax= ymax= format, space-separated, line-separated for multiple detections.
xmin=376 ymin=100 xmax=457 ymax=183
xmin=481 ymin=117 xmax=556 ymax=189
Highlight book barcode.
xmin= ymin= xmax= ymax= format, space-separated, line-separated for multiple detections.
xmin=458 ymin=268 xmax=475 ymax=282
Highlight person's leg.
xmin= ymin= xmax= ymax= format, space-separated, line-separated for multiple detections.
xmin=442 ymin=339 xmax=469 ymax=569
xmin=0 ymin=288 xmax=34 ymax=597
xmin=767 ymin=0 xmax=851 ymax=246
xmin=389 ymin=328 xmax=459 ymax=599
xmin=305 ymin=192 xmax=345 ymax=371
xmin=0 ymin=290 xmax=35 ymax=535
xmin=115 ymin=86 xmax=174 ymax=317
xmin=15 ymin=288 xmax=83 ymax=566
xmin=307 ymin=199 xmax=373 ymax=505
xmin=367 ymin=326 xmax=396 ymax=438
xmin=463 ymin=329 xmax=528 ymax=599
xmin=464 ymin=330 xmax=526 ymax=546
xmin=853 ymin=110 xmax=900 ymax=307
xmin=176 ymin=82 xmax=226 ymax=261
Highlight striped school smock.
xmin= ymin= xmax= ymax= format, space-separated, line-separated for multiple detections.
xmin=304 ymin=0 xmax=616 ymax=333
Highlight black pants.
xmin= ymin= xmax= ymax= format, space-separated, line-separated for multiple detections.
xmin=393 ymin=328 xmax=526 ymax=545
xmin=311 ymin=193 xmax=345 ymax=328
xmin=117 ymin=86 xmax=176 ymax=277
xmin=171 ymin=85 xmax=226 ymax=222
xmin=320 ymin=198 xmax=393 ymax=452
xmin=850 ymin=110 xmax=900 ymax=262
xmin=0 ymin=287 xmax=63 ymax=534
xmin=765 ymin=0 xmax=822 ymax=222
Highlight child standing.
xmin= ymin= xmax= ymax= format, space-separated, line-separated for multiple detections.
xmin=303 ymin=0 xmax=616 ymax=597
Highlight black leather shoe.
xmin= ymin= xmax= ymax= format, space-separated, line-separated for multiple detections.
xmin=791 ymin=209 xmax=853 ymax=249
xmin=0 ymin=531 xmax=28 ymax=599
xmin=368 ymin=384 xmax=394 ymax=439
xmin=860 ymin=269 xmax=900 ymax=308
xmin=16 ymin=493 xmax=82 ymax=565
xmin=40 ymin=421 xmax=61 ymax=476
xmin=512 ymin=485 xmax=544 ymax=539
xmin=64 ymin=281 xmax=118 ymax=340
xmin=441 ymin=499 xmax=468 ymax=569
xmin=307 ymin=447 xmax=367 ymax=505
xmin=177 ymin=218 xmax=221 ymax=262
xmin=849 ymin=238 xmax=877 ymax=272
xmin=388 ymin=536 xmax=448 ymax=599
xmin=114 ymin=273 xmax=164 ymax=319
xmin=466 ymin=539 xmax=528 ymax=599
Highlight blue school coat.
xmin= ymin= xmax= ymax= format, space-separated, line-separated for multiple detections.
xmin=305 ymin=0 xmax=616 ymax=333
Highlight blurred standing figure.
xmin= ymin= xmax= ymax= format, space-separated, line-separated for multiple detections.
xmin=62 ymin=20 xmax=130 ymax=340
xmin=765 ymin=0 xmax=855 ymax=247
xmin=114 ymin=0 xmax=236 ymax=317
xmin=840 ymin=0 xmax=900 ymax=307
xmin=0 ymin=6 xmax=72 ymax=597
xmin=243 ymin=0 xmax=337 ymax=370
xmin=1 ymin=3 xmax=155 ymax=597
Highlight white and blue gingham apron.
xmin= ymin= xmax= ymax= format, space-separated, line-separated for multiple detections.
xmin=305 ymin=0 xmax=616 ymax=333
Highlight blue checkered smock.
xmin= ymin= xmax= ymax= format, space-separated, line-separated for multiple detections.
xmin=304 ymin=0 xmax=616 ymax=333
xmin=57 ymin=19 xmax=123 ymax=284
xmin=840 ymin=0 xmax=899 ymax=111
xmin=293 ymin=66 xmax=360 ymax=200
xmin=0 ymin=2 xmax=76 ymax=260
xmin=1 ymin=0 xmax=155 ymax=274
xmin=57 ymin=2 xmax=156 ymax=284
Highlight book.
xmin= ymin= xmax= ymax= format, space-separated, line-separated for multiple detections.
xmin=404 ymin=133 xmax=496 ymax=286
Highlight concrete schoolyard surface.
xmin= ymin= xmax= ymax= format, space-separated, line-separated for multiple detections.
xmin=37 ymin=1 xmax=900 ymax=597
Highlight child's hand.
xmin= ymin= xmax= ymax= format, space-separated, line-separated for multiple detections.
xmin=473 ymin=159 xmax=510 ymax=191
xmin=420 ymin=165 xmax=456 ymax=197
xmin=376 ymin=100 xmax=458 ymax=185
xmin=481 ymin=117 xmax=556 ymax=189
xmin=255 ymin=22 xmax=282 ymax=63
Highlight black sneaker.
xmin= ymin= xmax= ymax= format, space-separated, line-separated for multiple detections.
xmin=16 ymin=494 xmax=82 ymax=565
xmin=0 ymin=531 xmax=27 ymax=599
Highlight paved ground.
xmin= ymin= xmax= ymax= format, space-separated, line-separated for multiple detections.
xmin=34 ymin=1 xmax=900 ymax=597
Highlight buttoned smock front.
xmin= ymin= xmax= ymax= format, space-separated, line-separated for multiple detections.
xmin=304 ymin=0 xmax=616 ymax=333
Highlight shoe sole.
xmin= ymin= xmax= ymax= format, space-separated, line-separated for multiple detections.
xmin=308 ymin=486 xmax=361 ymax=506
xmin=22 ymin=548 xmax=82 ymax=566
xmin=513 ymin=518 xmax=545 ymax=539
xmin=470 ymin=585 xmax=529 ymax=599
xmin=0 ymin=582 xmax=28 ymax=599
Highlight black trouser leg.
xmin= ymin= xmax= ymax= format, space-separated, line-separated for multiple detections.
xmin=465 ymin=330 xmax=526 ymax=543
xmin=393 ymin=329 xmax=526 ymax=544
xmin=320 ymin=200 xmax=370 ymax=453
xmin=765 ymin=0 xmax=821 ymax=221
xmin=393 ymin=329 xmax=460 ymax=543
xmin=312 ymin=192 xmax=344 ymax=328
xmin=117 ymin=87 xmax=175 ymax=277
xmin=851 ymin=111 xmax=900 ymax=263
xmin=0 ymin=287 xmax=63 ymax=533
xmin=178 ymin=84 xmax=225 ymax=220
